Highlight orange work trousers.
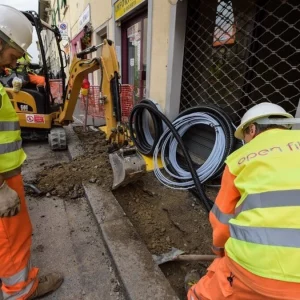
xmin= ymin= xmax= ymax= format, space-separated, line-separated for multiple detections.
xmin=0 ymin=174 xmax=39 ymax=299
xmin=187 ymin=257 xmax=300 ymax=300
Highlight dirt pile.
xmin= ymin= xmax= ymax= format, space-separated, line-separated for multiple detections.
xmin=36 ymin=126 xmax=218 ymax=299
xmin=37 ymin=128 xmax=113 ymax=199
xmin=114 ymin=174 xmax=217 ymax=299
xmin=114 ymin=177 xmax=213 ymax=255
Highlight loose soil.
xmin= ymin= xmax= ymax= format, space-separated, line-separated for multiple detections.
xmin=36 ymin=126 xmax=219 ymax=299
xmin=37 ymin=129 xmax=112 ymax=199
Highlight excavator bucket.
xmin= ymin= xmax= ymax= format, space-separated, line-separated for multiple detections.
xmin=109 ymin=147 xmax=146 ymax=190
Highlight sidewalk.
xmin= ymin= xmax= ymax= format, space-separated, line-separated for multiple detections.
xmin=0 ymin=127 xmax=179 ymax=300
xmin=66 ymin=125 xmax=179 ymax=300
xmin=22 ymin=141 xmax=125 ymax=300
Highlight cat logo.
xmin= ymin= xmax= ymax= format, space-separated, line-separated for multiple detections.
xmin=20 ymin=104 xmax=29 ymax=111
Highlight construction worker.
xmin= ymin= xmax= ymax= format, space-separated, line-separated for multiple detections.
xmin=186 ymin=102 xmax=300 ymax=300
xmin=15 ymin=53 xmax=45 ymax=87
xmin=0 ymin=5 xmax=63 ymax=299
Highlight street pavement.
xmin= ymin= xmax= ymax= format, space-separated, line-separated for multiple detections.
xmin=21 ymin=141 xmax=125 ymax=300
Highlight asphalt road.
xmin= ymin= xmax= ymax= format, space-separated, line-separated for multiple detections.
xmin=20 ymin=142 xmax=125 ymax=300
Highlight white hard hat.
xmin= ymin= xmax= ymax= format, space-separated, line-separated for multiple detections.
xmin=0 ymin=5 xmax=33 ymax=55
xmin=235 ymin=102 xmax=293 ymax=140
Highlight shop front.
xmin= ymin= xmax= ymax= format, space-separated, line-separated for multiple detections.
xmin=114 ymin=0 xmax=148 ymax=103
xmin=71 ymin=4 xmax=93 ymax=83
xmin=71 ymin=4 xmax=92 ymax=56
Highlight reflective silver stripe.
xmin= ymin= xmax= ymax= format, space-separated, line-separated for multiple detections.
xmin=1 ymin=261 xmax=35 ymax=300
xmin=0 ymin=121 xmax=19 ymax=131
xmin=211 ymin=204 xmax=234 ymax=224
xmin=3 ymin=281 xmax=34 ymax=300
xmin=235 ymin=190 xmax=300 ymax=215
xmin=230 ymin=224 xmax=300 ymax=247
xmin=3 ymin=279 xmax=34 ymax=300
xmin=1 ymin=263 xmax=29 ymax=286
xmin=0 ymin=140 xmax=22 ymax=154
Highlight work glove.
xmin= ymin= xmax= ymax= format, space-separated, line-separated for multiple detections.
xmin=0 ymin=181 xmax=20 ymax=217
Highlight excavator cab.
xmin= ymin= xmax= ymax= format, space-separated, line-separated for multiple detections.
xmin=0 ymin=10 xmax=67 ymax=149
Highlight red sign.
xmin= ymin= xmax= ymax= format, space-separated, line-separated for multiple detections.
xmin=26 ymin=114 xmax=45 ymax=124
xmin=34 ymin=115 xmax=45 ymax=123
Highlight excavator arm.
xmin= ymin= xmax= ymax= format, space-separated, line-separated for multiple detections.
xmin=57 ymin=39 xmax=146 ymax=189
xmin=57 ymin=56 xmax=100 ymax=124
xmin=57 ymin=39 xmax=121 ymax=135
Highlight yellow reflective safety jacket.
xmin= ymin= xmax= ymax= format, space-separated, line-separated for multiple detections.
xmin=225 ymin=129 xmax=300 ymax=282
xmin=0 ymin=83 xmax=26 ymax=173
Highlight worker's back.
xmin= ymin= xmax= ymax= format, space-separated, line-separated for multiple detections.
xmin=225 ymin=129 xmax=300 ymax=283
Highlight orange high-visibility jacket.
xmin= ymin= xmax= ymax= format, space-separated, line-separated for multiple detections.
xmin=210 ymin=129 xmax=300 ymax=282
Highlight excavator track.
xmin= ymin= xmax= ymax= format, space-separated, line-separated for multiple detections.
xmin=48 ymin=127 xmax=67 ymax=150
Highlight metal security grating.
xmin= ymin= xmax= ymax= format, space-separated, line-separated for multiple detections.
xmin=181 ymin=0 xmax=300 ymax=123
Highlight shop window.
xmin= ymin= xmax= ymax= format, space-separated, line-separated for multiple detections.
xmin=122 ymin=14 xmax=148 ymax=102
xmin=213 ymin=0 xmax=236 ymax=47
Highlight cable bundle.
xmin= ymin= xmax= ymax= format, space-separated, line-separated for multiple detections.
xmin=153 ymin=105 xmax=236 ymax=190
xmin=129 ymin=99 xmax=164 ymax=155
xmin=129 ymin=102 xmax=236 ymax=211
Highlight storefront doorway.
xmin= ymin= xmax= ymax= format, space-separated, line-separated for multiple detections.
xmin=122 ymin=13 xmax=148 ymax=103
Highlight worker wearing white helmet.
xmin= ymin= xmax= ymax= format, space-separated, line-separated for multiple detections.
xmin=187 ymin=102 xmax=300 ymax=299
xmin=0 ymin=5 xmax=63 ymax=300
xmin=234 ymin=102 xmax=294 ymax=141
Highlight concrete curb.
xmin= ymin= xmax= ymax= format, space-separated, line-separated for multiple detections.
xmin=66 ymin=125 xmax=179 ymax=300
xmin=65 ymin=125 xmax=84 ymax=159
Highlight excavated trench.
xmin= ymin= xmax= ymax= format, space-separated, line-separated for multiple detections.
xmin=36 ymin=126 xmax=218 ymax=299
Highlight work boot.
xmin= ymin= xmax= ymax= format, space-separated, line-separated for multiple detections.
xmin=28 ymin=273 xmax=63 ymax=299
xmin=184 ymin=270 xmax=201 ymax=293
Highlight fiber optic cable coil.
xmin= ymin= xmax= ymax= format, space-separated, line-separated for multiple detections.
xmin=129 ymin=101 xmax=237 ymax=211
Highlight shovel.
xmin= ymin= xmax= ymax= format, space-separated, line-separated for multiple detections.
xmin=152 ymin=247 xmax=217 ymax=265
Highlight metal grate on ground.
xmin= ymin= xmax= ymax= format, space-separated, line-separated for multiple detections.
xmin=181 ymin=0 xmax=300 ymax=123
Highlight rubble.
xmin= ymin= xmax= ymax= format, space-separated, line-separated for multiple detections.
xmin=36 ymin=126 xmax=218 ymax=298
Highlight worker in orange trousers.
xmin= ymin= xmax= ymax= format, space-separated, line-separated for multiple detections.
xmin=0 ymin=5 xmax=63 ymax=299
xmin=187 ymin=102 xmax=300 ymax=300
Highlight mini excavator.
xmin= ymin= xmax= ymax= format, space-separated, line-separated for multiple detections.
xmin=0 ymin=11 xmax=146 ymax=188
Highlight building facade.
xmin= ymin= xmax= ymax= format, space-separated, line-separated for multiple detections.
xmin=38 ymin=0 xmax=70 ymax=78
xmin=38 ymin=0 xmax=300 ymax=121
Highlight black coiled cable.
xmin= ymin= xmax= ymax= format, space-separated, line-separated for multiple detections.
xmin=129 ymin=99 xmax=163 ymax=155
xmin=130 ymin=101 xmax=214 ymax=211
